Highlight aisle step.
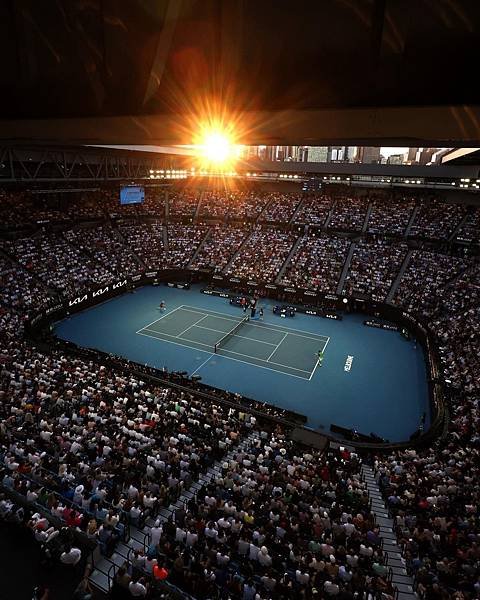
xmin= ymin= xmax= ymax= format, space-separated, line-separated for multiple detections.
xmin=90 ymin=569 xmax=110 ymax=593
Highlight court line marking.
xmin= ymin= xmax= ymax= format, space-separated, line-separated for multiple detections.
xmin=137 ymin=329 xmax=310 ymax=380
xmin=143 ymin=306 xmax=327 ymax=348
xmin=177 ymin=307 xmax=243 ymax=323
xmin=181 ymin=304 xmax=330 ymax=343
xmin=144 ymin=329 xmax=212 ymax=348
xmin=266 ymin=332 xmax=288 ymax=361
xmin=177 ymin=314 xmax=209 ymax=337
xmin=191 ymin=353 xmax=215 ymax=376
xmin=141 ymin=327 xmax=312 ymax=374
xmin=244 ymin=322 xmax=330 ymax=345
xmin=137 ymin=329 xmax=212 ymax=352
xmin=137 ymin=304 xmax=328 ymax=379
xmin=135 ymin=305 xmax=186 ymax=334
xmin=191 ymin=324 xmax=279 ymax=346
xmin=308 ymin=337 xmax=330 ymax=381
xmin=136 ymin=329 xmax=312 ymax=378
xmin=212 ymin=347 xmax=311 ymax=373
xmin=309 ymin=358 xmax=320 ymax=381
xmin=214 ymin=349 xmax=310 ymax=381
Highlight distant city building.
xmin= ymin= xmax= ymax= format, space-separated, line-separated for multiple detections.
xmin=345 ymin=146 xmax=357 ymax=162
xmin=356 ymin=147 xmax=381 ymax=164
xmin=407 ymin=147 xmax=419 ymax=163
xmin=306 ymin=146 xmax=329 ymax=162
xmin=418 ymin=147 xmax=437 ymax=165
xmin=329 ymin=146 xmax=345 ymax=161
xmin=387 ymin=153 xmax=405 ymax=165
xmin=430 ymin=148 xmax=452 ymax=164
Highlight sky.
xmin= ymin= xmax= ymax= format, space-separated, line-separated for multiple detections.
xmin=381 ymin=147 xmax=408 ymax=157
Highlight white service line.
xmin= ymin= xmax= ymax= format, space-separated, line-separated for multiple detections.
xmin=191 ymin=353 xmax=215 ymax=376
xmin=137 ymin=329 xmax=310 ymax=380
xmin=266 ymin=332 xmax=288 ymax=361
xmin=217 ymin=346 xmax=311 ymax=373
xmin=178 ymin=306 xmax=241 ymax=323
xmin=308 ymin=358 xmax=320 ymax=381
xmin=137 ymin=329 xmax=212 ymax=353
xmin=322 ymin=337 xmax=330 ymax=353
xmin=181 ymin=304 xmax=330 ymax=343
xmin=177 ymin=314 xmax=210 ymax=337
xmin=193 ymin=324 xmax=278 ymax=346
xmin=245 ymin=321 xmax=329 ymax=343
xmin=135 ymin=305 xmax=185 ymax=334
xmin=213 ymin=350 xmax=311 ymax=380
xmin=138 ymin=331 xmax=310 ymax=379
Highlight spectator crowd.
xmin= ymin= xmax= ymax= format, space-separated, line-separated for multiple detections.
xmin=0 ymin=186 xmax=479 ymax=598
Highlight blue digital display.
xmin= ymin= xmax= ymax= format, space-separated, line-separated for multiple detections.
xmin=120 ymin=186 xmax=145 ymax=205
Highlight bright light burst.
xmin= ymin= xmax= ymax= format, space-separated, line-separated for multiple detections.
xmin=195 ymin=125 xmax=243 ymax=170
xmin=201 ymin=131 xmax=233 ymax=165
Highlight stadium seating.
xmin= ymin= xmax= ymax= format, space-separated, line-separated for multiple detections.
xmin=280 ymin=233 xmax=350 ymax=292
xmin=225 ymin=228 xmax=298 ymax=282
xmin=0 ymin=187 xmax=479 ymax=599
xmin=343 ymin=239 xmax=408 ymax=301
xmin=328 ymin=196 xmax=369 ymax=231
xmin=367 ymin=195 xmax=416 ymax=236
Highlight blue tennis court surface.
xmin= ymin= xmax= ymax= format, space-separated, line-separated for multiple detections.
xmin=54 ymin=285 xmax=429 ymax=442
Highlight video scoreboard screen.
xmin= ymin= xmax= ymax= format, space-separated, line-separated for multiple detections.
xmin=120 ymin=186 xmax=145 ymax=205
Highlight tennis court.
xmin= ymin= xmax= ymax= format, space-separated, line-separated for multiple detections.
xmin=136 ymin=304 xmax=330 ymax=380
xmin=55 ymin=285 xmax=430 ymax=440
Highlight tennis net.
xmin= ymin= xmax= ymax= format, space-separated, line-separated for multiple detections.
xmin=214 ymin=316 xmax=249 ymax=353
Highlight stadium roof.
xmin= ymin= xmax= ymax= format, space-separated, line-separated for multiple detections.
xmin=1 ymin=1 xmax=480 ymax=147
xmin=441 ymin=148 xmax=480 ymax=165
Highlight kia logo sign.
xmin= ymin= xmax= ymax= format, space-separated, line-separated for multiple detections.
xmin=92 ymin=286 xmax=109 ymax=297
xmin=68 ymin=294 xmax=88 ymax=307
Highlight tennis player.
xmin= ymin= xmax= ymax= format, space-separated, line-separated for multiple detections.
xmin=159 ymin=300 xmax=166 ymax=312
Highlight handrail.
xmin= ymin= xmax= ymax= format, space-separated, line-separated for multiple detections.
xmin=106 ymin=561 xmax=116 ymax=591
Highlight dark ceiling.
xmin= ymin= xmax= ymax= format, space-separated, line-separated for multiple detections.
xmin=1 ymin=0 xmax=480 ymax=146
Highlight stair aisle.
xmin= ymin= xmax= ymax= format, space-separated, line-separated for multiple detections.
xmin=361 ymin=464 xmax=418 ymax=600
xmin=275 ymin=234 xmax=303 ymax=283
xmin=89 ymin=430 xmax=261 ymax=595
xmin=386 ymin=249 xmax=412 ymax=303
xmin=336 ymin=241 xmax=356 ymax=295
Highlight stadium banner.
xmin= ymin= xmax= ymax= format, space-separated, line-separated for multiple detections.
xmin=166 ymin=282 xmax=190 ymax=289
xmin=201 ymin=289 xmax=230 ymax=298
xmin=364 ymin=319 xmax=399 ymax=332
